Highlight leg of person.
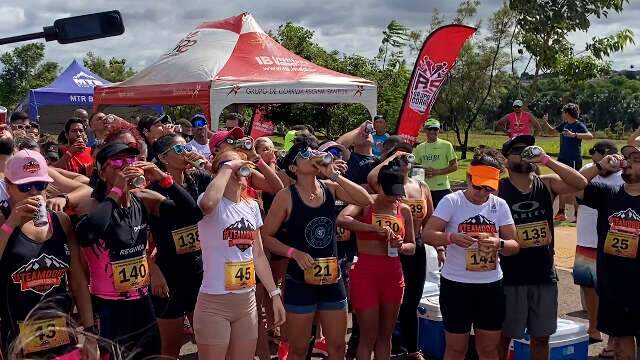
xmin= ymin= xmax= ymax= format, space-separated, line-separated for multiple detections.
xmin=152 ymin=287 xmax=188 ymax=359
xmin=282 ymin=277 xmax=319 ymax=360
xmin=193 ymin=292 xmax=233 ymax=359
xmin=284 ymin=312 xmax=316 ymax=360
xmin=375 ymin=303 xmax=402 ymax=360
xmin=597 ymin=288 xmax=640 ymax=360
xmin=397 ymin=244 xmax=426 ymax=354
xmin=440 ymin=278 xmax=474 ymax=360
xmin=445 ymin=332 xmax=471 ymax=360
xmin=126 ymin=296 xmax=161 ymax=359
xmin=613 ymin=336 xmax=637 ymax=360
xmin=499 ymin=285 xmax=527 ymax=360
xmin=475 ymin=330 xmax=502 ymax=360
xmin=572 ymin=246 xmax=600 ymax=340
xmin=254 ymin=284 xmax=272 ymax=360
xmin=474 ymin=281 xmax=506 ymax=360
xmin=526 ymin=284 xmax=558 ymax=360
xmin=227 ymin=292 xmax=259 ymax=360
xmin=353 ymin=308 xmax=379 ymax=360
xmin=316 ymin=280 xmax=348 ymax=360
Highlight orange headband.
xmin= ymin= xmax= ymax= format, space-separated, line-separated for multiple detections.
xmin=467 ymin=165 xmax=500 ymax=191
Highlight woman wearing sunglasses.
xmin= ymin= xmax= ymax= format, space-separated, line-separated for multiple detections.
xmin=0 ymin=150 xmax=96 ymax=359
xmin=337 ymin=164 xmax=416 ymax=360
xmin=423 ymin=149 xmax=519 ymax=360
xmin=262 ymin=141 xmax=373 ymax=360
xmin=147 ymin=134 xmax=211 ymax=359
xmin=76 ymin=142 xmax=201 ymax=359
xmin=194 ymin=149 xmax=285 ymax=359
xmin=366 ymin=147 xmax=434 ymax=360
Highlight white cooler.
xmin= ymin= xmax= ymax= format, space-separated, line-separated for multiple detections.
xmin=514 ymin=319 xmax=588 ymax=360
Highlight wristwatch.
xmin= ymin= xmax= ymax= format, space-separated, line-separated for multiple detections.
xmin=329 ymin=171 xmax=340 ymax=182
xmin=269 ymin=288 xmax=282 ymax=298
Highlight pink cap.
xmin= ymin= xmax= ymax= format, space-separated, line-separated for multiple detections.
xmin=209 ymin=127 xmax=245 ymax=153
xmin=5 ymin=150 xmax=54 ymax=184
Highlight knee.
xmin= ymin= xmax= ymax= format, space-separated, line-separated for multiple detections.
xmin=328 ymin=340 xmax=346 ymax=356
xmin=288 ymin=338 xmax=310 ymax=357
xmin=475 ymin=341 xmax=499 ymax=359
xmin=446 ymin=341 xmax=469 ymax=358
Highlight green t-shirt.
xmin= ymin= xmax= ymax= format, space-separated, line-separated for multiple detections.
xmin=413 ymin=138 xmax=456 ymax=191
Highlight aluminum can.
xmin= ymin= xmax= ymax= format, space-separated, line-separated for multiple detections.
xmin=238 ymin=166 xmax=252 ymax=177
xmin=130 ymin=175 xmax=146 ymax=189
xmin=364 ymin=122 xmax=375 ymax=134
xmin=521 ymin=146 xmax=543 ymax=160
xmin=33 ymin=195 xmax=48 ymax=227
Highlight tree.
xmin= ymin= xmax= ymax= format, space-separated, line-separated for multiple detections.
xmin=376 ymin=20 xmax=409 ymax=70
xmin=510 ymin=0 xmax=635 ymax=100
xmin=0 ymin=43 xmax=59 ymax=109
xmin=83 ymin=52 xmax=136 ymax=82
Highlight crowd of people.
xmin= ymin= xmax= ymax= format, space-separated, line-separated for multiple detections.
xmin=0 ymin=103 xmax=636 ymax=360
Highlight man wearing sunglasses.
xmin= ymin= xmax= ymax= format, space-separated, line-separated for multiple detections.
xmin=577 ymin=145 xmax=640 ymax=360
xmin=187 ymin=114 xmax=211 ymax=160
xmin=498 ymin=135 xmax=587 ymax=360
xmin=495 ymin=100 xmax=546 ymax=138
xmin=337 ymin=122 xmax=380 ymax=187
xmin=9 ymin=111 xmax=32 ymax=140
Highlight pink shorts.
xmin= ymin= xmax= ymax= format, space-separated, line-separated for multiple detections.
xmin=349 ymin=253 xmax=404 ymax=313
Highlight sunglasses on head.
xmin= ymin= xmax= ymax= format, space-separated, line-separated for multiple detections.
xmin=327 ymin=147 xmax=342 ymax=158
xmin=508 ymin=146 xmax=527 ymax=155
xmin=107 ymin=157 xmax=137 ymax=170
xmin=17 ymin=181 xmax=49 ymax=193
xmin=472 ymin=184 xmax=495 ymax=192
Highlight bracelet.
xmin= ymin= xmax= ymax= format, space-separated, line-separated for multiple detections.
xmin=446 ymin=232 xmax=453 ymax=245
xmin=1 ymin=223 xmax=14 ymax=235
xmin=269 ymin=288 xmax=282 ymax=299
xmin=287 ymin=247 xmax=295 ymax=258
xmin=159 ymin=175 xmax=174 ymax=189
xmin=540 ymin=155 xmax=551 ymax=165
xmin=109 ymin=186 xmax=123 ymax=198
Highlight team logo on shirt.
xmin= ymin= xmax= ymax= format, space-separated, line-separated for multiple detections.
xmin=305 ymin=217 xmax=334 ymax=248
xmin=457 ymin=215 xmax=497 ymax=234
xmin=11 ymin=254 xmax=69 ymax=295
xmin=223 ymin=218 xmax=256 ymax=251
xmin=608 ymin=209 xmax=640 ymax=231
xmin=510 ymin=200 xmax=545 ymax=220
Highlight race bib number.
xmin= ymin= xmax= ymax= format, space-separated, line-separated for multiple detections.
xmin=604 ymin=231 xmax=638 ymax=259
xmin=336 ymin=226 xmax=351 ymax=241
xmin=465 ymin=248 xmax=497 ymax=272
xmin=373 ymin=214 xmax=402 ymax=234
xmin=224 ymin=259 xmax=256 ymax=291
xmin=112 ymin=256 xmax=150 ymax=292
xmin=19 ymin=317 xmax=70 ymax=354
xmin=172 ymin=225 xmax=201 ymax=255
xmin=516 ymin=221 xmax=550 ymax=248
xmin=304 ymin=257 xmax=339 ymax=285
xmin=403 ymin=199 xmax=426 ymax=219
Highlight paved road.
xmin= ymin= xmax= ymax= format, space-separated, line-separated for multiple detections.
xmin=178 ymin=225 xmax=614 ymax=359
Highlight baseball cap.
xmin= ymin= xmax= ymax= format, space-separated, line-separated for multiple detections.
xmin=191 ymin=114 xmax=207 ymax=128
xmin=501 ymin=134 xmax=535 ymax=156
xmin=513 ymin=100 xmax=524 ymax=107
xmin=378 ymin=166 xmax=406 ymax=197
xmin=382 ymin=135 xmax=413 ymax=154
xmin=589 ymin=140 xmax=618 ymax=156
xmin=318 ymin=141 xmax=346 ymax=153
xmin=468 ymin=165 xmax=500 ymax=191
xmin=209 ymin=127 xmax=245 ymax=152
xmin=621 ymin=145 xmax=640 ymax=158
xmin=137 ymin=114 xmax=171 ymax=133
xmin=42 ymin=141 xmax=59 ymax=161
xmin=423 ymin=119 xmax=441 ymax=130
xmin=5 ymin=150 xmax=54 ymax=184
xmin=96 ymin=142 xmax=140 ymax=169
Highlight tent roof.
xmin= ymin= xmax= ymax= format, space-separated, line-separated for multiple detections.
xmin=36 ymin=59 xmax=110 ymax=93
xmin=101 ymin=12 xmax=373 ymax=88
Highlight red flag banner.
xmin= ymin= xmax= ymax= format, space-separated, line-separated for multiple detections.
xmin=249 ymin=107 xmax=275 ymax=138
xmin=395 ymin=25 xmax=477 ymax=144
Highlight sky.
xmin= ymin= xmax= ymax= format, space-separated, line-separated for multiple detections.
xmin=1 ymin=0 xmax=639 ymax=72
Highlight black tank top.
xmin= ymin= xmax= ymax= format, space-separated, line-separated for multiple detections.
xmin=498 ymin=176 xmax=557 ymax=285
xmin=285 ymin=181 xmax=337 ymax=281
xmin=0 ymin=212 xmax=73 ymax=349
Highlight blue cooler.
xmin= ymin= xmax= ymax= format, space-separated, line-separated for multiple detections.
xmin=514 ymin=319 xmax=588 ymax=360
xmin=417 ymin=294 xmax=445 ymax=359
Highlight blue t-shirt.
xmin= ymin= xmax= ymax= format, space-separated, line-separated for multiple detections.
xmin=555 ymin=121 xmax=589 ymax=162
xmin=372 ymin=133 xmax=390 ymax=157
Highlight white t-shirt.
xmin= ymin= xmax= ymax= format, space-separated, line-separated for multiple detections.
xmin=197 ymin=196 xmax=263 ymax=294
xmin=189 ymin=139 xmax=211 ymax=160
xmin=576 ymin=164 xmax=624 ymax=248
xmin=433 ymin=190 xmax=514 ymax=284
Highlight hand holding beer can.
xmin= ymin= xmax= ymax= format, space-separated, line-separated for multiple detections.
xmin=520 ymin=146 xmax=544 ymax=161
xmin=33 ymin=195 xmax=48 ymax=227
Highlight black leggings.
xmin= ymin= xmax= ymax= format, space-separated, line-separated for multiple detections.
xmin=394 ymin=243 xmax=426 ymax=353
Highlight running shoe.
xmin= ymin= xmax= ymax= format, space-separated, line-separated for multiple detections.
xmin=313 ymin=337 xmax=329 ymax=357
xmin=278 ymin=341 xmax=289 ymax=360
xmin=554 ymin=212 xmax=566 ymax=222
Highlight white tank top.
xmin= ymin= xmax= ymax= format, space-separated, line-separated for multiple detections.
xmin=197 ymin=195 xmax=263 ymax=294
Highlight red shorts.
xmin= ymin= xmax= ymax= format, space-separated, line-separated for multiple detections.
xmin=349 ymin=253 xmax=404 ymax=313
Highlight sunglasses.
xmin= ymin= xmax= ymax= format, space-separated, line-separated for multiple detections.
xmin=107 ymin=157 xmax=137 ymax=170
xmin=513 ymin=106 xmax=522 ymax=109
xmin=472 ymin=184 xmax=495 ymax=193
xmin=192 ymin=119 xmax=207 ymax=128
xmin=327 ymin=147 xmax=342 ymax=158
xmin=294 ymin=148 xmax=322 ymax=162
xmin=17 ymin=181 xmax=49 ymax=193
xmin=625 ymin=153 xmax=640 ymax=163
xmin=163 ymin=143 xmax=193 ymax=155
xmin=508 ymin=146 xmax=527 ymax=155
xmin=12 ymin=124 xmax=32 ymax=130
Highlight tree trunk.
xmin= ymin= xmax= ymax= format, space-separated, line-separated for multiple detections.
xmin=461 ymin=127 xmax=471 ymax=160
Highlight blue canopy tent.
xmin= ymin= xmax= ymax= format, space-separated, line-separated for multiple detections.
xmin=17 ymin=60 xmax=161 ymax=133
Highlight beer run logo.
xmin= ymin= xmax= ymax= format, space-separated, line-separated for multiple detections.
xmin=11 ymin=254 xmax=69 ymax=295
xmin=223 ymin=218 xmax=256 ymax=251
xmin=608 ymin=209 xmax=640 ymax=232
xmin=457 ymin=214 xmax=497 ymax=234
xmin=408 ymin=56 xmax=449 ymax=115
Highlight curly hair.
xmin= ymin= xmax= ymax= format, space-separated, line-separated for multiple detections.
xmin=562 ymin=103 xmax=580 ymax=119
xmin=104 ymin=121 xmax=144 ymax=146
xmin=470 ymin=147 xmax=506 ymax=172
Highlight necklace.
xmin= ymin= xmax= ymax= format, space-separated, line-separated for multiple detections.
xmin=298 ymin=182 xmax=321 ymax=201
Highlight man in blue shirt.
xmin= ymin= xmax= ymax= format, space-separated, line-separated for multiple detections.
xmin=371 ymin=115 xmax=390 ymax=158
xmin=542 ymin=103 xmax=594 ymax=221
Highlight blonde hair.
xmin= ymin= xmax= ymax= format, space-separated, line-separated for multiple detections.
xmin=254 ymin=137 xmax=274 ymax=152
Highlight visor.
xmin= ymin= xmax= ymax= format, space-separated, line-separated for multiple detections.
xmin=468 ymin=165 xmax=500 ymax=191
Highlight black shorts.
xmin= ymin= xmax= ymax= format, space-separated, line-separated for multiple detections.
xmin=151 ymin=271 xmax=203 ymax=319
xmin=557 ymin=158 xmax=582 ymax=171
xmin=439 ymin=277 xmax=505 ymax=333
xmin=431 ymin=189 xmax=453 ymax=208
xmin=283 ymin=275 xmax=347 ymax=314
xmin=598 ymin=293 xmax=640 ymax=337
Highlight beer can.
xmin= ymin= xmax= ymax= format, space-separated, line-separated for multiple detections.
xmin=365 ymin=122 xmax=375 ymax=134
xmin=411 ymin=166 xmax=425 ymax=182
xmin=277 ymin=149 xmax=287 ymax=158
xmin=173 ymin=125 xmax=182 ymax=133
xmin=401 ymin=153 xmax=415 ymax=163
xmin=190 ymin=159 xmax=206 ymax=170
xmin=33 ymin=195 xmax=48 ymax=227
xmin=130 ymin=175 xmax=146 ymax=189
xmin=314 ymin=153 xmax=333 ymax=165
xmin=238 ymin=166 xmax=252 ymax=177
xmin=521 ymin=146 xmax=543 ymax=160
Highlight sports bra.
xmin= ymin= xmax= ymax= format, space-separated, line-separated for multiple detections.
xmin=355 ymin=202 xmax=406 ymax=242
xmin=402 ymin=182 xmax=428 ymax=221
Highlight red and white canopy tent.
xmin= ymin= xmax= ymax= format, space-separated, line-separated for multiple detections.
xmin=94 ymin=13 xmax=377 ymax=130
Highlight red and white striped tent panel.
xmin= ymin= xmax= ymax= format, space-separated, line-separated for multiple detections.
xmin=94 ymin=12 xmax=377 ymax=129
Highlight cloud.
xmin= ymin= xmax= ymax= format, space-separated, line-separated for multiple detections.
xmin=0 ymin=0 xmax=637 ymax=73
